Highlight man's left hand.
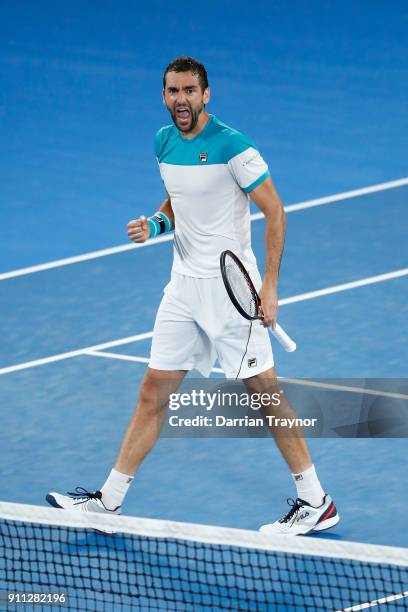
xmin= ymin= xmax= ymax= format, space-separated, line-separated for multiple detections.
xmin=259 ymin=281 xmax=278 ymax=327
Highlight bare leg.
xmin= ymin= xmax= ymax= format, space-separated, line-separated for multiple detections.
xmin=115 ymin=368 xmax=186 ymax=475
xmin=243 ymin=367 xmax=312 ymax=474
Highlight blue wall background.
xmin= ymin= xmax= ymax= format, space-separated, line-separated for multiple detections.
xmin=1 ymin=0 xmax=407 ymax=271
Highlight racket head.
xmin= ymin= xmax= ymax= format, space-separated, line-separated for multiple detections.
xmin=220 ymin=250 xmax=261 ymax=321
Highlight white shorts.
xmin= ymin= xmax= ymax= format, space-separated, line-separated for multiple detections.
xmin=149 ymin=270 xmax=274 ymax=378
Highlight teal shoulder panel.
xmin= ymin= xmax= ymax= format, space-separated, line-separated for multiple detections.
xmin=211 ymin=117 xmax=258 ymax=162
xmin=156 ymin=115 xmax=259 ymax=166
xmin=154 ymin=124 xmax=176 ymax=160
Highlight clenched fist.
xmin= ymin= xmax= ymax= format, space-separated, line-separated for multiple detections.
xmin=127 ymin=216 xmax=150 ymax=243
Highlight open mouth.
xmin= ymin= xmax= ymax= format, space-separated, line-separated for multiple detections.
xmin=175 ymin=106 xmax=191 ymax=125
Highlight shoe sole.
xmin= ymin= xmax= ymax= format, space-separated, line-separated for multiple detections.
xmin=312 ymin=514 xmax=340 ymax=532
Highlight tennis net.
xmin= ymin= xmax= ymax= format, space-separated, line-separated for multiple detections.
xmin=0 ymin=501 xmax=407 ymax=611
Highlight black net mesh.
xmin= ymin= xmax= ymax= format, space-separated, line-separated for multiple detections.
xmin=1 ymin=511 xmax=408 ymax=611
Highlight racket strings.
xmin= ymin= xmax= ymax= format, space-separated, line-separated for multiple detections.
xmin=225 ymin=261 xmax=259 ymax=318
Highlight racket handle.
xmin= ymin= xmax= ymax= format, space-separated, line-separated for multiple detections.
xmin=269 ymin=322 xmax=297 ymax=352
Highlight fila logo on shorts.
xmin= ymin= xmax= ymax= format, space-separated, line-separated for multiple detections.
xmin=248 ymin=357 xmax=257 ymax=368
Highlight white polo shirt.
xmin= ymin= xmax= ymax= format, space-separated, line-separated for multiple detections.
xmin=155 ymin=114 xmax=270 ymax=277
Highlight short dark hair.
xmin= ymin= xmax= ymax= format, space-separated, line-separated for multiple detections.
xmin=163 ymin=56 xmax=209 ymax=92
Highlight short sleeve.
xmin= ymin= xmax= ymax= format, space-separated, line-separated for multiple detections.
xmin=226 ymin=132 xmax=270 ymax=192
xmin=156 ymin=158 xmax=164 ymax=184
xmin=154 ymin=129 xmax=164 ymax=159
xmin=154 ymin=128 xmax=168 ymax=184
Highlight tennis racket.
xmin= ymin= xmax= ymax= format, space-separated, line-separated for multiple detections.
xmin=220 ymin=250 xmax=296 ymax=352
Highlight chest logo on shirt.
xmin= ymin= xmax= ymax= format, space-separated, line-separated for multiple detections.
xmin=199 ymin=153 xmax=208 ymax=163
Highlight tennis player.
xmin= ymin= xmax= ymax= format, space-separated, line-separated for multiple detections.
xmin=47 ymin=56 xmax=339 ymax=536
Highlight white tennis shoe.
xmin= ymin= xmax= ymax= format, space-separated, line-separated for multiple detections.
xmin=46 ymin=487 xmax=121 ymax=515
xmin=260 ymin=495 xmax=339 ymax=536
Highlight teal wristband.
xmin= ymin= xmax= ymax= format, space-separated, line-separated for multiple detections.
xmin=147 ymin=212 xmax=172 ymax=238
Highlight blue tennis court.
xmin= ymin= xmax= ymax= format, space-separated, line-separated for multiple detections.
xmin=1 ymin=5 xmax=407 ymax=605
xmin=1 ymin=181 xmax=407 ymax=550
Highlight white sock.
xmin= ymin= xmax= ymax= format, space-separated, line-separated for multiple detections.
xmin=292 ymin=464 xmax=325 ymax=507
xmin=100 ymin=468 xmax=134 ymax=510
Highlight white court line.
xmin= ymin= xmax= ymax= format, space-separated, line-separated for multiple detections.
xmin=0 ymin=234 xmax=174 ymax=282
xmin=85 ymin=351 xmax=150 ymax=364
xmin=87 ymin=352 xmax=408 ymax=399
xmin=1 ymin=267 xmax=407 ymax=376
xmin=1 ymin=177 xmax=407 ymax=282
xmin=0 ymin=332 xmax=153 ymax=376
xmin=85 ymin=350 xmax=225 ymax=373
xmin=279 ymin=268 xmax=408 ymax=305
xmin=279 ymin=377 xmax=408 ymax=401
xmin=339 ymin=590 xmax=408 ymax=611
xmin=251 ymin=176 xmax=408 ymax=219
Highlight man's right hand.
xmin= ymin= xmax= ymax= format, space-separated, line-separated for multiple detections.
xmin=127 ymin=216 xmax=150 ymax=243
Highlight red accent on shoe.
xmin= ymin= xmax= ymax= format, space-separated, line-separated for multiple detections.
xmin=319 ymin=503 xmax=337 ymax=523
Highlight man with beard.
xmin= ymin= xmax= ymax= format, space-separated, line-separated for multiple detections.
xmin=46 ymin=56 xmax=339 ymax=536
